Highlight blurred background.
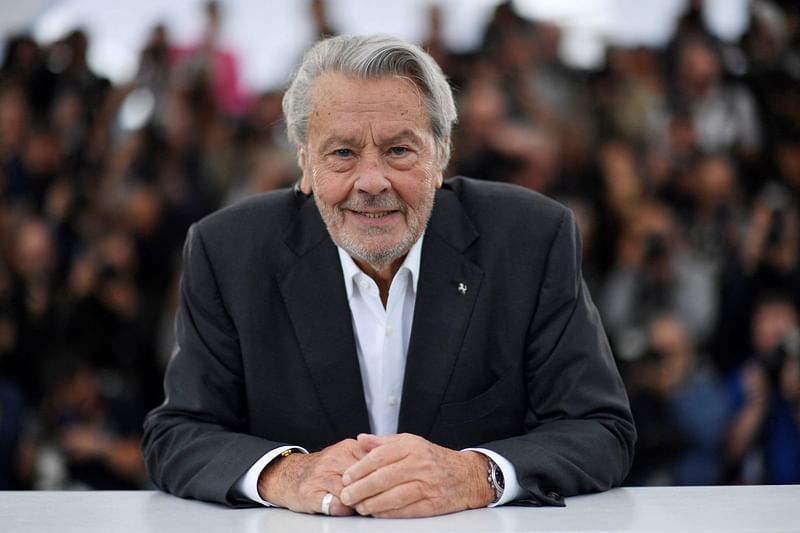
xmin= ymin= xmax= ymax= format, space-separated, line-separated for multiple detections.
xmin=0 ymin=0 xmax=798 ymax=491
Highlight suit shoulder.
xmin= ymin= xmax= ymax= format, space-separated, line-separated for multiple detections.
xmin=444 ymin=176 xmax=569 ymax=230
xmin=194 ymin=188 xmax=301 ymax=242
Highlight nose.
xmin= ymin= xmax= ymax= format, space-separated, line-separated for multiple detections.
xmin=354 ymin=153 xmax=390 ymax=195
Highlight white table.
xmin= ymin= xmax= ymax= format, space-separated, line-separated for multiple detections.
xmin=1 ymin=486 xmax=798 ymax=532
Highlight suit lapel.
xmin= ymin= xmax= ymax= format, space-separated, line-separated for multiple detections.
xmin=277 ymin=198 xmax=371 ymax=440
xmin=398 ymin=188 xmax=484 ymax=437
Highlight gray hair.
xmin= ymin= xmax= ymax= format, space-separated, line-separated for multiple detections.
xmin=282 ymin=34 xmax=457 ymax=165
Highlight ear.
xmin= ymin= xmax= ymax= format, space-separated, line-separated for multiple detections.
xmin=435 ymin=136 xmax=450 ymax=188
xmin=297 ymin=147 xmax=313 ymax=194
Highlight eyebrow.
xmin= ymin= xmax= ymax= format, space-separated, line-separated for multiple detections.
xmin=318 ymin=135 xmax=360 ymax=154
xmin=318 ymin=129 xmax=425 ymax=154
xmin=380 ymin=129 xmax=425 ymax=148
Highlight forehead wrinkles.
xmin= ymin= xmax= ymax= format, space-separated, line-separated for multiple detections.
xmin=308 ymin=73 xmax=430 ymax=135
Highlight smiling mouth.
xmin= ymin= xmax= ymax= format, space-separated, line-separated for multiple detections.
xmin=352 ymin=210 xmax=395 ymax=219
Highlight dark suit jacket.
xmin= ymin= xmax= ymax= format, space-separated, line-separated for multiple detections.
xmin=142 ymin=177 xmax=636 ymax=507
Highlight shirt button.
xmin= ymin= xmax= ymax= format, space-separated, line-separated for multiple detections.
xmin=387 ymin=395 xmax=398 ymax=406
xmin=359 ymin=280 xmax=370 ymax=290
xmin=385 ymin=325 xmax=393 ymax=336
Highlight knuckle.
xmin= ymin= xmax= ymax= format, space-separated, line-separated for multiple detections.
xmin=411 ymin=481 xmax=426 ymax=501
xmin=404 ymin=433 xmax=420 ymax=443
xmin=367 ymin=450 xmax=384 ymax=467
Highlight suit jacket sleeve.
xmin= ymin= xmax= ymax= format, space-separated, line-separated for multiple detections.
xmin=481 ymin=208 xmax=636 ymax=505
xmin=142 ymin=223 xmax=286 ymax=506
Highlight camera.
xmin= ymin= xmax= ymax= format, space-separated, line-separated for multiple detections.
xmin=98 ymin=264 xmax=122 ymax=281
xmin=761 ymin=327 xmax=800 ymax=389
xmin=643 ymin=233 xmax=670 ymax=267
xmin=759 ymin=182 xmax=792 ymax=246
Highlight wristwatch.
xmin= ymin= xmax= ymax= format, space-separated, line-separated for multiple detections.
xmin=487 ymin=457 xmax=505 ymax=503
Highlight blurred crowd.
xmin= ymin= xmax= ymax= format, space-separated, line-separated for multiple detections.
xmin=1 ymin=0 xmax=798 ymax=490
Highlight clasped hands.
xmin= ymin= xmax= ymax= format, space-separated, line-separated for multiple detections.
xmin=257 ymin=433 xmax=495 ymax=518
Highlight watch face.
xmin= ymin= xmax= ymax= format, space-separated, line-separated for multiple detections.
xmin=493 ymin=464 xmax=505 ymax=490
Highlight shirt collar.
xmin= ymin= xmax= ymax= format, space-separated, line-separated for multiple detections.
xmin=338 ymin=233 xmax=424 ymax=301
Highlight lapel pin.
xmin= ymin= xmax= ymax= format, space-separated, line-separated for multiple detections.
xmin=457 ymin=282 xmax=468 ymax=295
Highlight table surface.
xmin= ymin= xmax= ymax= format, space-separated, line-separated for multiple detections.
xmin=1 ymin=485 xmax=798 ymax=532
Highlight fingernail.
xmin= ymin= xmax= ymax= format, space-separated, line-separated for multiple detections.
xmin=340 ymin=489 xmax=351 ymax=505
xmin=342 ymin=472 xmax=351 ymax=485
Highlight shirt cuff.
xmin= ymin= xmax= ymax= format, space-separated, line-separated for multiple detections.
xmin=232 ymin=445 xmax=308 ymax=506
xmin=463 ymin=447 xmax=525 ymax=507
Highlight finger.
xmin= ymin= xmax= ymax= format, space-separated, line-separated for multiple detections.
xmin=317 ymin=438 xmax=372 ymax=477
xmin=303 ymin=477 xmax=353 ymax=516
xmin=288 ymin=448 xmax=357 ymax=514
xmin=372 ymin=500 xmax=440 ymax=519
xmin=351 ymin=481 xmax=426 ymax=517
xmin=356 ymin=432 xmax=408 ymax=447
xmin=342 ymin=440 xmax=409 ymax=486
xmin=355 ymin=433 xmax=385 ymax=452
xmin=340 ymin=458 xmax=415 ymax=507
xmin=322 ymin=493 xmax=355 ymax=517
xmin=344 ymin=438 xmax=373 ymax=462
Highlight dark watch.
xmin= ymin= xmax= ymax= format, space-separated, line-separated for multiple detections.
xmin=487 ymin=457 xmax=505 ymax=503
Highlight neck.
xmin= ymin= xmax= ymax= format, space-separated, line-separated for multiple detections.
xmin=354 ymin=256 xmax=405 ymax=307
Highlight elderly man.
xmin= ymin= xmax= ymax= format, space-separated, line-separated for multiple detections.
xmin=143 ymin=34 xmax=635 ymax=518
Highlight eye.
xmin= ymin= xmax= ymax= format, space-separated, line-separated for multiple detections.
xmin=334 ymin=148 xmax=353 ymax=158
xmin=389 ymin=146 xmax=409 ymax=157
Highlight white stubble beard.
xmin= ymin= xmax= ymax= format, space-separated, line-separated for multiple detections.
xmin=313 ymin=179 xmax=436 ymax=273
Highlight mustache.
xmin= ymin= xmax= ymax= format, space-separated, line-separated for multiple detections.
xmin=339 ymin=194 xmax=406 ymax=212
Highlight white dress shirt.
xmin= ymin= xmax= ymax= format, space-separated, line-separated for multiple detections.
xmin=235 ymin=235 xmax=523 ymax=506
xmin=338 ymin=235 xmax=419 ymax=436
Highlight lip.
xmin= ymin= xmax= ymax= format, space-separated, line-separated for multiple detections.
xmin=346 ymin=209 xmax=401 ymax=226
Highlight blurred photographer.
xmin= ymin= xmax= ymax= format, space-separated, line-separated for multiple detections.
xmin=624 ymin=314 xmax=728 ymax=485
xmin=714 ymin=182 xmax=800 ymax=373
xmin=31 ymin=356 xmax=147 ymax=489
xmin=742 ymin=183 xmax=799 ymax=276
xmin=59 ymin=229 xmax=161 ymax=411
xmin=726 ymin=293 xmax=800 ymax=484
xmin=601 ymin=201 xmax=717 ymax=345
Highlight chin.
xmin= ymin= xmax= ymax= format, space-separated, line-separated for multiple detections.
xmin=346 ymin=238 xmax=411 ymax=266
xmin=353 ymin=245 xmax=404 ymax=265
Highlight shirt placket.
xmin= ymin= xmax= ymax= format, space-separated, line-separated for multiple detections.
xmin=382 ymin=273 xmax=408 ymax=434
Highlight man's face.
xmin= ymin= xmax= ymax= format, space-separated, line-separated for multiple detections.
xmin=300 ymin=73 xmax=444 ymax=272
